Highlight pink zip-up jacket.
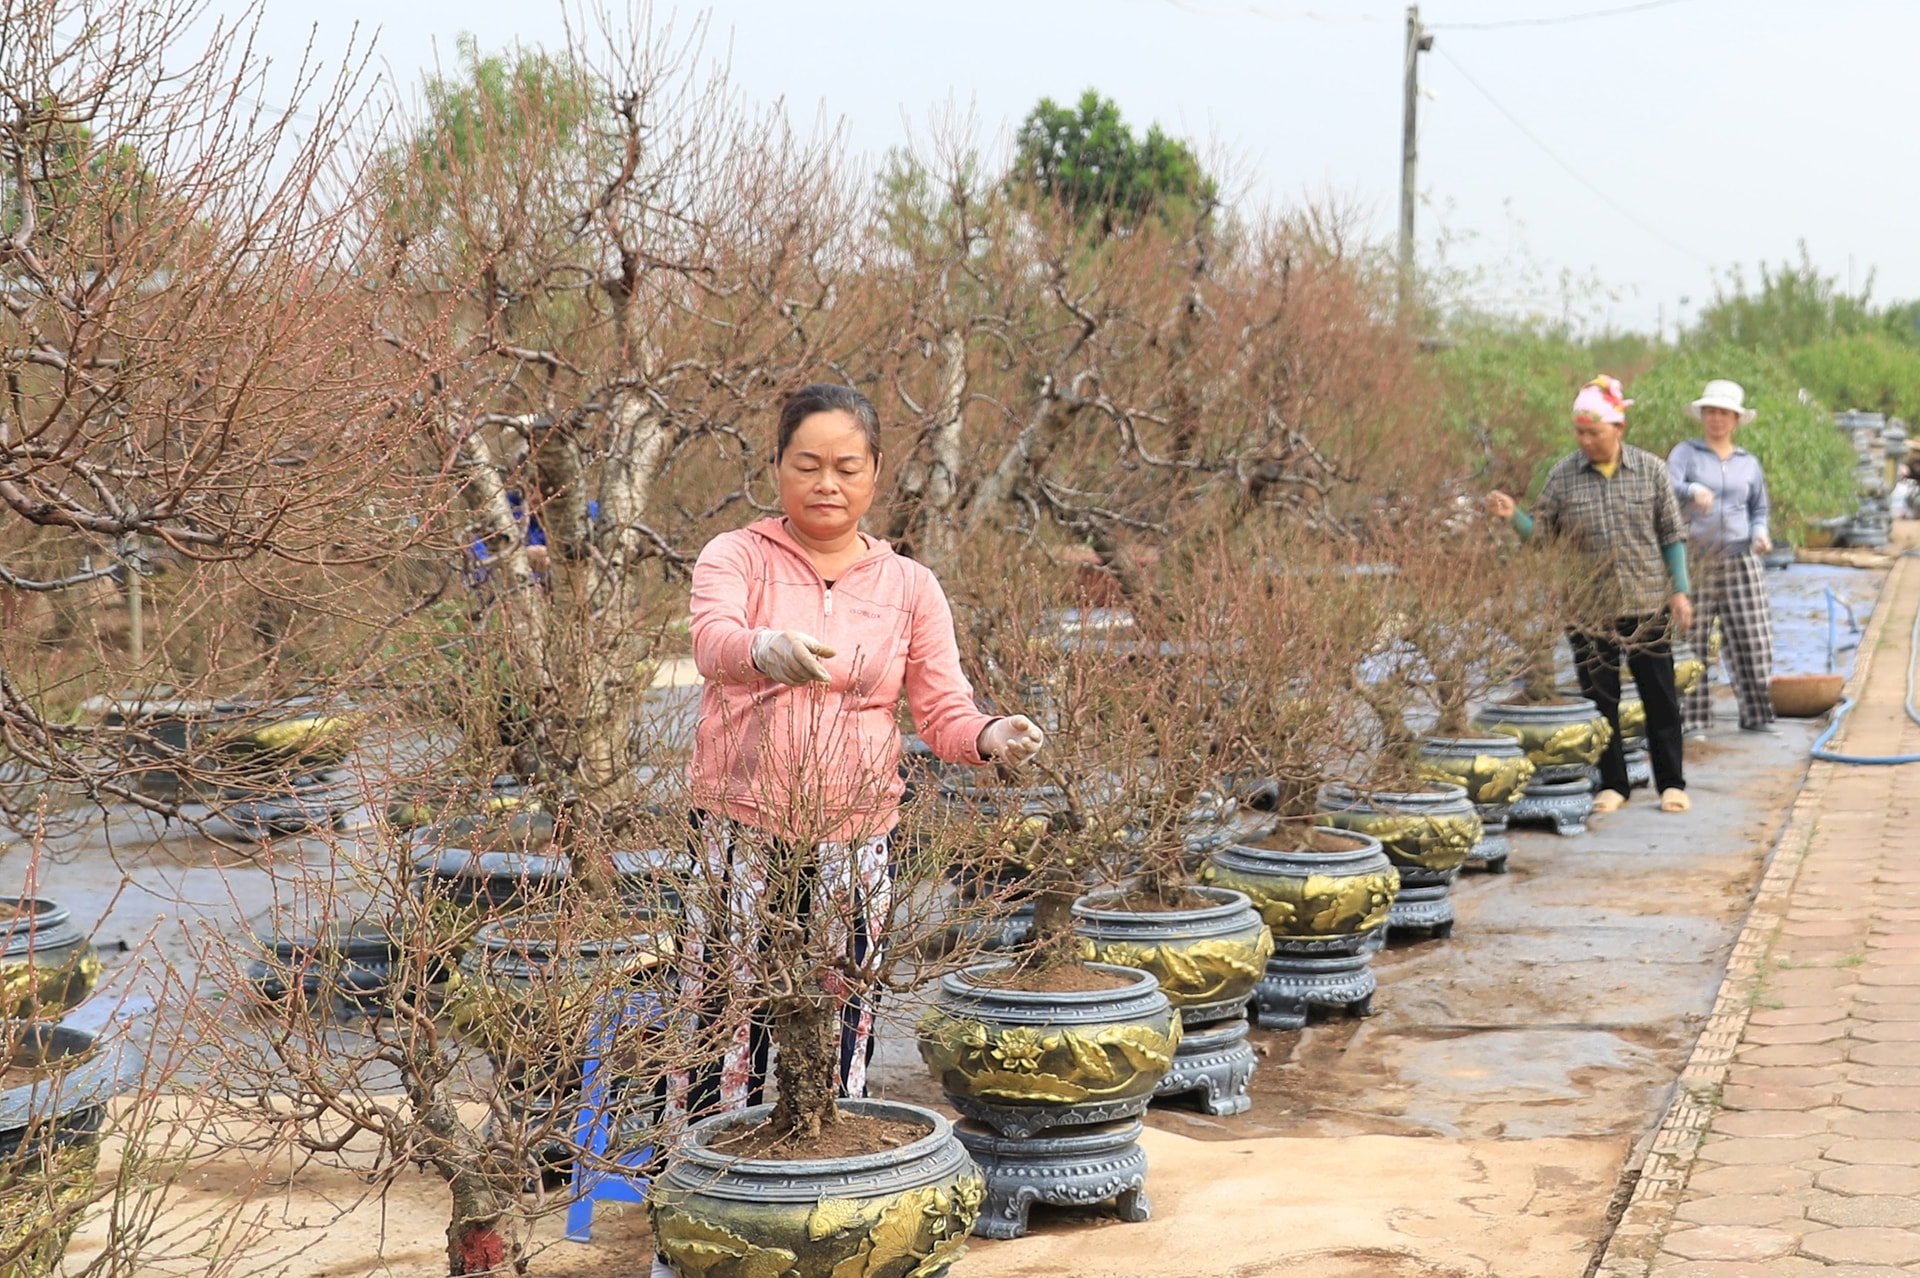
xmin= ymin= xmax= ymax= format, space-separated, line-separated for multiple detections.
xmin=688 ymin=517 xmax=995 ymax=843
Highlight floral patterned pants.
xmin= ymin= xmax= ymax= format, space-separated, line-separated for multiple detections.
xmin=676 ymin=813 xmax=894 ymax=1118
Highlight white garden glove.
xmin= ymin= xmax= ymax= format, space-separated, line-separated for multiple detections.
xmin=1688 ymin=483 xmax=1714 ymax=513
xmin=980 ymin=715 xmax=1045 ymax=766
xmin=1752 ymin=530 xmax=1773 ymax=555
xmin=750 ymin=629 xmax=835 ymax=686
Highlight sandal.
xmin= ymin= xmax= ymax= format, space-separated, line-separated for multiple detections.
xmin=1591 ymin=789 xmax=1627 ymax=814
xmin=1659 ymin=788 xmax=1691 ymax=813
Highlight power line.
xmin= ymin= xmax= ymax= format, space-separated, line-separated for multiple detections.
xmin=1432 ymin=45 xmax=1706 ymax=263
xmin=1431 ymin=0 xmax=1698 ymax=31
xmin=1145 ymin=0 xmax=1392 ymax=23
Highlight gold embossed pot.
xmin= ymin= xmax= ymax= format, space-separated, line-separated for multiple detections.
xmin=1673 ymin=642 xmax=1706 ymax=698
xmin=1580 ymin=679 xmax=1651 ymax=791
xmin=1071 ymin=886 xmax=1271 ymax=1116
xmin=0 ymin=901 xmax=101 ymax=1021
xmin=651 ymin=1099 xmax=982 ymax=1278
xmin=1417 ymin=736 xmax=1535 ymax=874
xmin=448 ymin=912 xmax=674 ymax=1171
xmin=916 ymin=962 xmax=1180 ymax=1138
xmin=1071 ymin=887 xmax=1271 ymax=1024
xmin=1471 ymin=697 xmax=1611 ymax=785
xmin=1200 ymin=825 xmax=1395 ymax=1029
xmin=409 ymin=814 xmax=688 ymax=952
xmin=1316 ymin=783 xmax=1480 ymax=939
xmin=0 ymin=1023 xmax=142 ymax=1277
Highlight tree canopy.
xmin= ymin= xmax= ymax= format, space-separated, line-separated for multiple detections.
xmin=1010 ymin=89 xmax=1215 ymax=236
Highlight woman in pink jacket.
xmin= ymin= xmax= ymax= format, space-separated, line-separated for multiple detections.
xmin=683 ymin=383 xmax=1044 ymax=1115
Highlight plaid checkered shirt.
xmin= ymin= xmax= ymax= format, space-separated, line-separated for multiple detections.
xmin=1533 ymin=443 xmax=1687 ymax=616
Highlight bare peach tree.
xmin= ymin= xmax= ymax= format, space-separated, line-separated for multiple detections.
xmin=0 ymin=0 xmax=431 ymax=839
xmin=177 ymin=811 xmax=704 ymax=1276
xmin=356 ymin=14 xmax=886 ymax=863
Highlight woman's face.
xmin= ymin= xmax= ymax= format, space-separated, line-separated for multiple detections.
xmin=1701 ymin=406 xmax=1740 ymax=440
xmin=777 ymin=410 xmax=879 ymax=543
xmin=1572 ymin=413 xmax=1624 ymax=464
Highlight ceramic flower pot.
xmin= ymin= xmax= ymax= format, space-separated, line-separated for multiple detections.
xmin=448 ymin=912 xmax=674 ymax=1172
xmin=1316 ymin=783 xmax=1479 ymax=939
xmin=1472 ymin=697 xmax=1611 ymax=836
xmin=650 ymin=1099 xmax=983 ymax=1278
xmin=916 ymin=962 xmax=1179 ymax=1140
xmin=1200 ymin=826 xmax=1396 ymax=1029
xmin=1071 ymin=887 xmax=1271 ymax=1023
xmin=1417 ymin=735 xmax=1535 ymax=874
xmin=0 ymin=900 xmax=100 ymax=1022
xmin=1072 ymin=886 xmax=1271 ymax=1116
xmin=1673 ymin=643 xmax=1706 ymax=698
xmin=0 ymin=1023 xmax=142 ymax=1277
xmin=408 ymin=813 xmax=688 ymax=950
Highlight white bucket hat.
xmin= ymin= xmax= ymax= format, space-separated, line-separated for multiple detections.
xmin=1688 ymin=378 xmax=1758 ymax=426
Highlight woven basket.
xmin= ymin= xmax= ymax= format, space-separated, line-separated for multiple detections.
xmin=1770 ymin=673 xmax=1844 ymax=718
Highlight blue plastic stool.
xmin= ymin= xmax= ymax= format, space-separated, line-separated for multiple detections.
xmin=565 ymin=991 xmax=664 ymax=1243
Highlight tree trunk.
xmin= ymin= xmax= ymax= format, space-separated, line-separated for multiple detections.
xmin=962 ymin=387 xmax=1081 ymax=532
xmin=452 ymin=426 xmax=554 ymax=780
xmin=536 ymin=390 xmax=674 ymax=890
xmin=1522 ymin=642 xmax=1557 ymax=703
xmin=909 ymin=328 xmax=968 ymax=565
xmin=417 ymin=1098 xmax=522 ymax=1276
xmin=1026 ymin=879 xmax=1081 ymax=968
xmin=770 ymin=977 xmax=841 ymax=1140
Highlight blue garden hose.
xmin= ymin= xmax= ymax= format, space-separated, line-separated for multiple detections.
xmin=1810 ymin=573 xmax=1920 ymax=765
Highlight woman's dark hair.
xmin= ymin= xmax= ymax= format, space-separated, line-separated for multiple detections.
xmin=776 ymin=384 xmax=881 ymax=461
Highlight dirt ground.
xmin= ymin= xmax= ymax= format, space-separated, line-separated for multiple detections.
xmin=29 ymin=562 xmax=1884 ymax=1278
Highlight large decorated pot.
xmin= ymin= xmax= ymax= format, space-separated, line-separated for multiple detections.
xmin=1472 ymin=697 xmax=1610 ymax=836
xmin=1472 ymin=698 xmax=1610 ymax=782
xmin=449 ymin=912 xmax=674 ymax=1171
xmin=1071 ymin=887 xmax=1270 ymax=1023
xmin=1072 ymin=886 xmax=1271 ymax=1116
xmin=916 ymin=962 xmax=1179 ymax=1139
xmin=1557 ymin=678 xmax=1651 ymax=791
xmin=0 ymin=900 xmax=101 ymax=1021
xmin=1673 ymin=642 xmax=1706 ymax=698
xmin=0 ymin=1023 xmax=143 ymax=1277
xmin=1200 ymin=825 xmax=1396 ymax=1030
xmin=93 ymin=695 xmax=361 ymax=800
xmin=650 ymin=1099 xmax=982 ymax=1278
xmin=1417 ymin=735 xmax=1535 ymax=874
xmin=1316 ymin=783 xmax=1479 ymax=939
xmin=1617 ymin=686 xmax=1652 ymax=789
xmin=409 ymin=813 xmax=688 ymax=949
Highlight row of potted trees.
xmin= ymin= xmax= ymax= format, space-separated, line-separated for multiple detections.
xmin=4 ymin=521 xmax=1662 ymax=1275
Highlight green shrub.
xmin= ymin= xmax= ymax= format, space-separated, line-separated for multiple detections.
xmin=1432 ymin=327 xmax=1590 ymax=498
xmin=1787 ymin=333 xmax=1920 ymax=424
xmin=1626 ymin=346 xmax=1856 ymax=543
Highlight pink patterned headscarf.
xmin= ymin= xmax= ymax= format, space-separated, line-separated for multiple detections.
xmin=1572 ymin=374 xmax=1632 ymax=425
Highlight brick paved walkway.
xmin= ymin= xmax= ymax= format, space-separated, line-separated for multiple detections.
xmin=1636 ymin=552 xmax=1920 ymax=1276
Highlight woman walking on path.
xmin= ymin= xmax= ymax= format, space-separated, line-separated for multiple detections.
xmin=682 ymin=382 xmax=1045 ymax=1116
xmin=1667 ymin=379 xmax=1778 ymax=738
xmin=1486 ymin=375 xmax=1694 ymax=815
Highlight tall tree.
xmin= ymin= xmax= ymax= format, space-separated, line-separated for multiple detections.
xmin=1010 ymin=89 xmax=1216 ymax=237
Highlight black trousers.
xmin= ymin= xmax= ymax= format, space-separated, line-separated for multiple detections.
xmin=1569 ymin=613 xmax=1685 ymax=796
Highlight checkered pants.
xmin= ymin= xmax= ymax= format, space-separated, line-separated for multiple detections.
xmin=1685 ymin=546 xmax=1775 ymax=731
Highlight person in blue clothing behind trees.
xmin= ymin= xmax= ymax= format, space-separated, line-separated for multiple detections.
xmin=1667 ymin=379 xmax=1777 ymax=739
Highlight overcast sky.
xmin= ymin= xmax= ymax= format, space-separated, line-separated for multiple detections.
xmin=197 ymin=0 xmax=1918 ymax=336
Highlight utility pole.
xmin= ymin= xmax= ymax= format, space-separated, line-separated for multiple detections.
xmin=1399 ymin=5 xmax=1433 ymax=316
